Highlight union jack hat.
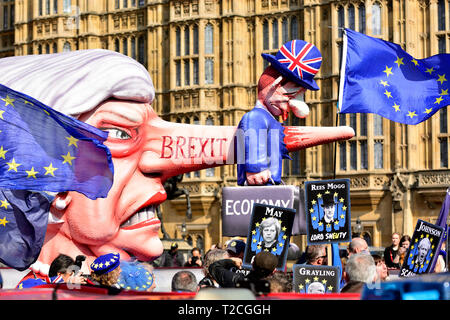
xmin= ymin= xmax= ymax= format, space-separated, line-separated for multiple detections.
xmin=262 ymin=40 xmax=322 ymax=90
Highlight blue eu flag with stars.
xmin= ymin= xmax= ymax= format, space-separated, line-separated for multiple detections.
xmin=0 ymin=83 xmax=114 ymax=200
xmin=338 ymin=29 xmax=450 ymax=125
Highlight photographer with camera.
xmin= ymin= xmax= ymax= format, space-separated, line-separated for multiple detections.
xmin=207 ymin=251 xmax=277 ymax=295
xmin=184 ymin=247 xmax=203 ymax=267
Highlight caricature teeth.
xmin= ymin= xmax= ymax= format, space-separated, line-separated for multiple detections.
xmin=121 ymin=206 xmax=156 ymax=227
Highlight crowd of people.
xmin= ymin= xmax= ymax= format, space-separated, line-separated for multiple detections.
xmin=4 ymin=232 xmax=447 ymax=296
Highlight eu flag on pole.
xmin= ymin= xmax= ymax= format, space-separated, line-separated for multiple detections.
xmin=0 ymin=84 xmax=113 ymax=200
xmin=338 ymin=29 xmax=450 ymax=125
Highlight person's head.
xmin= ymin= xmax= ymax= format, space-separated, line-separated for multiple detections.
xmin=226 ymin=239 xmax=246 ymax=259
xmin=202 ymin=248 xmax=229 ymax=278
xmin=170 ymin=242 xmax=179 ymax=253
xmin=344 ymin=253 xmax=377 ymax=284
xmin=417 ymin=237 xmax=431 ymax=264
xmin=90 ymin=253 xmax=121 ymax=287
xmin=48 ymin=254 xmax=86 ymax=281
xmin=118 ymin=261 xmax=155 ymax=292
xmin=307 ymin=281 xmax=325 ymax=294
xmin=372 ymin=254 xmax=388 ymax=281
xmin=391 ymin=232 xmax=401 ymax=247
xmin=191 ymin=247 xmax=202 ymax=258
xmin=305 ymin=244 xmax=327 ymax=265
xmin=400 ymin=235 xmax=411 ymax=249
xmin=348 ymin=237 xmax=369 ymax=256
xmin=252 ymin=251 xmax=278 ymax=278
xmin=258 ymin=40 xmax=322 ymax=121
xmin=264 ymin=272 xmax=292 ymax=293
xmin=171 ymin=270 xmax=198 ymax=292
xmin=321 ymin=193 xmax=337 ymax=222
xmin=259 ymin=218 xmax=281 ymax=246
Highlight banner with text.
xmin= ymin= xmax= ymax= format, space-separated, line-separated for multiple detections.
xmin=292 ymin=264 xmax=340 ymax=294
xmin=221 ymin=185 xmax=306 ymax=236
xmin=305 ymin=179 xmax=352 ymax=245
xmin=243 ymin=203 xmax=296 ymax=271
xmin=399 ymin=219 xmax=445 ymax=277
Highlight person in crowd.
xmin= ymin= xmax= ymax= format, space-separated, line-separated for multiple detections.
xmin=340 ymin=253 xmax=377 ymax=293
xmin=372 ymin=254 xmax=389 ymax=281
xmin=47 ymin=253 xmax=87 ymax=284
xmin=118 ymin=260 xmax=156 ymax=292
xmin=226 ymin=239 xmax=246 ymax=260
xmin=393 ymin=234 xmax=411 ymax=267
xmin=208 ymin=251 xmax=277 ymax=289
xmin=348 ymin=237 xmax=369 ymax=257
xmin=87 ymin=253 xmax=121 ymax=288
xmin=198 ymin=248 xmax=230 ymax=288
xmin=159 ymin=242 xmax=185 ymax=267
xmin=384 ymin=232 xmax=401 ymax=268
xmin=171 ymin=270 xmax=198 ymax=292
xmin=298 ymin=244 xmax=327 ymax=265
xmin=184 ymin=247 xmax=203 ymax=267
xmin=264 ymin=272 xmax=292 ymax=293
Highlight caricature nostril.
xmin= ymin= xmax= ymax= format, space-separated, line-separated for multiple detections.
xmin=144 ymin=172 xmax=163 ymax=178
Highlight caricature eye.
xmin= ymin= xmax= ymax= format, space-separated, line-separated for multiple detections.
xmin=102 ymin=128 xmax=131 ymax=140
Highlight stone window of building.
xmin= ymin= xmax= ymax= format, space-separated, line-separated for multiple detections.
xmin=175 ymin=24 xmax=200 ymax=87
xmin=205 ymin=23 xmax=213 ymax=54
xmin=193 ymin=25 xmax=198 ymax=54
xmin=272 ymin=19 xmax=278 ymax=50
xmin=176 ymin=60 xmax=181 ymax=86
xmin=123 ymin=0 xmax=128 ymax=9
xmin=54 ymin=0 xmax=58 ymax=14
xmin=348 ymin=4 xmax=355 ymax=30
xmin=63 ymin=41 xmax=71 ymax=52
xmin=138 ymin=0 xmax=145 ymax=7
xmin=64 ymin=0 xmax=71 ymax=13
xmin=438 ymin=0 xmax=446 ymax=30
xmin=440 ymin=108 xmax=448 ymax=167
xmin=131 ymin=37 xmax=136 ymax=59
xmin=176 ymin=27 xmax=181 ymax=56
xmin=338 ymin=6 xmax=344 ymax=37
xmin=45 ymin=43 xmax=50 ymax=54
xmin=3 ymin=5 xmax=7 ymax=29
xmin=115 ymin=0 xmax=120 ymax=10
xmin=205 ymin=58 xmax=214 ymax=84
xmin=359 ymin=4 xmax=366 ymax=33
xmin=184 ymin=59 xmax=190 ymax=85
xmin=53 ymin=42 xmax=57 ymax=53
xmin=204 ymin=23 xmax=214 ymax=84
xmin=39 ymin=0 xmax=43 ymax=16
xmin=123 ymin=38 xmax=128 ymax=56
xmin=291 ymin=16 xmax=298 ymax=39
xmin=46 ymin=0 xmax=50 ymax=15
xmin=263 ymin=20 xmax=269 ymax=50
xmin=138 ymin=35 xmax=145 ymax=66
xmin=114 ymin=38 xmax=120 ymax=52
xmin=371 ymin=2 xmax=381 ymax=35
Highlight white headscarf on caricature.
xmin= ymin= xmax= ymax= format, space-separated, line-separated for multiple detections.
xmin=0 ymin=49 xmax=155 ymax=118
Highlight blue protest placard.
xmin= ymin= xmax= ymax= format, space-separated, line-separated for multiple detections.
xmin=305 ymin=179 xmax=351 ymax=245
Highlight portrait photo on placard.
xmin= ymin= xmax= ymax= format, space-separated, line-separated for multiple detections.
xmin=243 ymin=203 xmax=296 ymax=270
xmin=305 ymin=179 xmax=351 ymax=245
xmin=399 ymin=219 xmax=445 ymax=277
xmin=292 ymin=264 xmax=340 ymax=294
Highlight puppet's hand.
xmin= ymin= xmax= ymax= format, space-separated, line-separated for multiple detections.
xmin=246 ymin=169 xmax=271 ymax=185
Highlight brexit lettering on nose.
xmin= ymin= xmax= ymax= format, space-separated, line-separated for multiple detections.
xmin=160 ymin=135 xmax=229 ymax=164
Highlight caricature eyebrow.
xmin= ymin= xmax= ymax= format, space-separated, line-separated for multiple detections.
xmin=98 ymin=104 xmax=144 ymax=124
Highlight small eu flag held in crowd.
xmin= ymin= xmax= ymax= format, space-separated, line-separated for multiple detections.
xmin=0 ymin=84 xmax=114 ymax=200
xmin=338 ymin=28 xmax=450 ymax=125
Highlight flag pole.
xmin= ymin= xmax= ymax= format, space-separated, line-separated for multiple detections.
xmin=333 ymin=27 xmax=346 ymax=179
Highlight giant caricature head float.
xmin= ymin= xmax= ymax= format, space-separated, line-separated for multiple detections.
xmin=0 ymin=47 xmax=354 ymax=276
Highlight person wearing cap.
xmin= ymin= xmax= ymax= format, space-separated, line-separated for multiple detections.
xmin=88 ymin=253 xmax=121 ymax=288
xmin=118 ymin=260 xmax=156 ymax=292
xmin=208 ymin=251 xmax=277 ymax=289
xmin=237 ymin=39 xmax=322 ymax=186
xmin=226 ymin=239 xmax=246 ymax=259
xmin=159 ymin=242 xmax=185 ymax=267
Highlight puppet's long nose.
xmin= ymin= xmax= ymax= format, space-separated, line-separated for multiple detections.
xmin=148 ymin=117 xmax=354 ymax=178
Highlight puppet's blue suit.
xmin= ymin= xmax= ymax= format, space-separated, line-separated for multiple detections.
xmin=237 ymin=102 xmax=291 ymax=185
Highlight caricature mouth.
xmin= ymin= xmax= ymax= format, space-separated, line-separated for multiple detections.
xmin=120 ymin=205 xmax=158 ymax=229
